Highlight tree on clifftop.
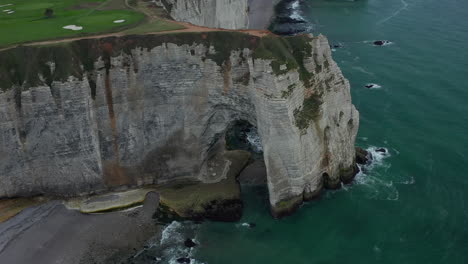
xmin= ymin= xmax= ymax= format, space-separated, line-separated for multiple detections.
xmin=44 ymin=8 xmax=54 ymax=18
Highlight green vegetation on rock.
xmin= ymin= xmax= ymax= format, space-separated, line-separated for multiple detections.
xmin=253 ymin=35 xmax=314 ymax=87
xmin=154 ymin=150 xmax=250 ymax=221
xmin=281 ymin=83 xmax=296 ymax=98
xmin=271 ymin=194 xmax=303 ymax=218
xmin=293 ymin=93 xmax=323 ymax=131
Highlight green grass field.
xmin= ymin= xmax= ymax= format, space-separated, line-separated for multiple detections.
xmin=0 ymin=0 xmax=146 ymax=47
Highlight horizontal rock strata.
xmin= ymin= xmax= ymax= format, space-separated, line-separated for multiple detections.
xmin=0 ymin=31 xmax=358 ymax=216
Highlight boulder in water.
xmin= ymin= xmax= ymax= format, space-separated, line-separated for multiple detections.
xmin=177 ymin=257 xmax=191 ymax=264
xmin=373 ymin=40 xmax=389 ymax=46
xmin=184 ymin=238 xmax=197 ymax=248
xmin=356 ymin=147 xmax=372 ymax=165
xmin=331 ymin=43 xmax=343 ymax=49
xmin=376 ymin=148 xmax=387 ymax=153
xmin=365 ymin=84 xmax=374 ymax=88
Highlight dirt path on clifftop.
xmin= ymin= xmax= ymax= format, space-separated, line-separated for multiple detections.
xmin=0 ymin=19 xmax=271 ymax=52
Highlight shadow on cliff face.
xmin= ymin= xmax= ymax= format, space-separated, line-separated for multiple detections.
xmin=225 ymin=120 xmax=267 ymax=187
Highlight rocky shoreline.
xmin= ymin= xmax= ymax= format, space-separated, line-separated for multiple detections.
xmin=0 ymin=0 xmax=361 ymax=262
xmin=0 ymin=193 xmax=160 ymax=264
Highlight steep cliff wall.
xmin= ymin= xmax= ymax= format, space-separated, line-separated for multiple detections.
xmin=0 ymin=32 xmax=358 ymax=216
xmin=155 ymin=0 xmax=249 ymax=29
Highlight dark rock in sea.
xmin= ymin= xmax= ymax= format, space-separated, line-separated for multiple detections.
xmin=201 ymin=199 xmax=244 ymax=222
xmin=376 ymin=148 xmax=387 ymax=153
xmin=271 ymin=24 xmax=307 ymax=36
xmin=177 ymin=257 xmax=191 ymax=264
xmin=356 ymin=147 xmax=372 ymax=165
xmin=269 ymin=0 xmax=310 ymax=36
xmin=184 ymin=238 xmax=197 ymax=248
xmin=365 ymin=84 xmax=374 ymax=88
xmin=373 ymin=40 xmax=389 ymax=46
xmin=332 ymin=44 xmax=343 ymax=49
xmin=276 ymin=16 xmax=307 ymax=24
xmin=248 ymin=222 xmax=256 ymax=228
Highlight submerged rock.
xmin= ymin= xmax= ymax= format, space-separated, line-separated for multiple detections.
xmin=356 ymin=147 xmax=372 ymax=165
xmin=184 ymin=238 xmax=197 ymax=248
xmin=331 ymin=43 xmax=343 ymax=49
xmin=365 ymin=84 xmax=374 ymax=88
xmin=373 ymin=40 xmax=390 ymax=46
xmin=376 ymin=148 xmax=387 ymax=153
xmin=177 ymin=257 xmax=191 ymax=264
xmin=242 ymin=222 xmax=256 ymax=228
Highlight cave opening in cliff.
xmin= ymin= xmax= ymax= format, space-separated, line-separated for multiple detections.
xmin=225 ymin=120 xmax=269 ymax=205
xmin=225 ymin=120 xmax=263 ymax=158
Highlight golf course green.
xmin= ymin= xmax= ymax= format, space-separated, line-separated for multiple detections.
xmin=0 ymin=0 xmax=149 ymax=47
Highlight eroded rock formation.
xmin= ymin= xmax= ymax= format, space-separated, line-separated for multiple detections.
xmin=155 ymin=0 xmax=250 ymax=29
xmin=0 ymin=32 xmax=358 ymax=217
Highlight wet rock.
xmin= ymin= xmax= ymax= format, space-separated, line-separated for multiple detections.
xmin=356 ymin=147 xmax=371 ymax=165
xmin=177 ymin=257 xmax=191 ymax=264
xmin=331 ymin=43 xmax=343 ymax=49
xmin=276 ymin=16 xmax=307 ymax=24
xmin=373 ymin=40 xmax=389 ymax=46
xmin=243 ymin=222 xmax=256 ymax=228
xmin=365 ymin=84 xmax=374 ymax=88
xmin=376 ymin=148 xmax=387 ymax=153
xmin=184 ymin=238 xmax=197 ymax=248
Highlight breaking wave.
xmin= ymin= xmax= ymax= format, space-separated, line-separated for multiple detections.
xmin=132 ymin=221 xmax=205 ymax=264
xmin=290 ymin=0 xmax=305 ymax=21
xmin=339 ymin=146 xmax=405 ymax=201
xmin=246 ymin=129 xmax=263 ymax=153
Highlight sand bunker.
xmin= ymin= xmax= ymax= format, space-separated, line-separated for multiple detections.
xmin=113 ymin=19 xmax=125 ymax=23
xmin=63 ymin=25 xmax=83 ymax=31
xmin=0 ymin=4 xmax=13 ymax=8
xmin=7 ymin=11 xmax=14 ymax=14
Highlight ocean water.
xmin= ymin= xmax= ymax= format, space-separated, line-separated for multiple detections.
xmin=138 ymin=0 xmax=468 ymax=263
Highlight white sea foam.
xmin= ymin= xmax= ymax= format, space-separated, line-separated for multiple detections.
xmin=291 ymin=0 xmax=300 ymax=9
xmin=143 ymin=221 xmax=206 ymax=264
xmin=63 ymin=25 xmax=83 ymax=31
xmin=113 ymin=19 xmax=125 ymax=23
xmin=380 ymin=41 xmax=394 ymax=46
xmin=246 ymin=129 xmax=263 ymax=152
xmin=290 ymin=0 xmax=305 ymax=21
xmin=365 ymin=83 xmax=382 ymax=89
xmin=352 ymin=146 xmax=400 ymax=200
xmin=377 ymin=0 xmax=409 ymax=25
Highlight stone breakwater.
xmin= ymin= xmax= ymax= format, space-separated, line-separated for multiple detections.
xmin=0 ymin=31 xmax=358 ymax=217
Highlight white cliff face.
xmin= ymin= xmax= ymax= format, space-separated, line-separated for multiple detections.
xmin=155 ymin=0 xmax=249 ymax=29
xmin=0 ymin=33 xmax=358 ymax=216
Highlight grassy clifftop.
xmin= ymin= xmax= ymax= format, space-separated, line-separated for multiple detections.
xmin=0 ymin=31 xmax=316 ymax=91
xmin=0 ymin=0 xmax=144 ymax=47
xmin=0 ymin=0 xmax=186 ymax=48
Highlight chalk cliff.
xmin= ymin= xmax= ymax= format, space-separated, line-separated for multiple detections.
xmin=0 ymin=32 xmax=358 ymax=217
xmin=155 ymin=0 xmax=250 ymax=29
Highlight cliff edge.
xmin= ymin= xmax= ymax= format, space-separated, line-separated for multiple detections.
xmin=0 ymin=31 xmax=358 ymax=217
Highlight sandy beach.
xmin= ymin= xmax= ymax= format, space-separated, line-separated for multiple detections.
xmin=0 ymin=193 xmax=160 ymax=264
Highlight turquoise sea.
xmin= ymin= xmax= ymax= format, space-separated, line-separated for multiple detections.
xmin=140 ymin=0 xmax=468 ymax=263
